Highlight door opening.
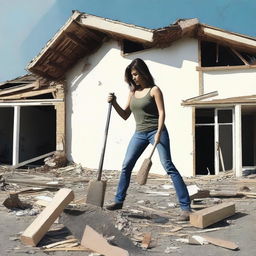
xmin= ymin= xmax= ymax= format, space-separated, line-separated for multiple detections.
xmin=195 ymin=107 xmax=234 ymax=175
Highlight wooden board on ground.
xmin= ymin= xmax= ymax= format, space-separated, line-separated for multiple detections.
xmin=201 ymin=235 xmax=239 ymax=250
xmin=81 ymin=225 xmax=129 ymax=256
xmin=189 ymin=202 xmax=235 ymax=228
xmin=20 ymin=188 xmax=74 ymax=246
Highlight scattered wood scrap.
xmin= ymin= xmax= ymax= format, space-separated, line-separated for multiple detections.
xmin=141 ymin=232 xmax=152 ymax=249
xmin=5 ymin=178 xmax=63 ymax=188
xmin=44 ymin=246 xmax=89 ymax=252
xmin=190 ymin=202 xmax=235 ymax=228
xmin=42 ymin=238 xmax=78 ymax=249
xmin=187 ymin=185 xmax=210 ymax=200
xmin=201 ymin=235 xmax=239 ymax=250
xmin=2 ymin=192 xmax=26 ymax=209
xmin=20 ymin=188 xmax=74 ymax=246
xmin=81 ymin=225 xmax=129 ymax=256
xmin=44 ymin=151 xmax=67 ymax=169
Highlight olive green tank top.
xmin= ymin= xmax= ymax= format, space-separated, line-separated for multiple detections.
xmin=130 ymin=87 xmax=159 ymax=132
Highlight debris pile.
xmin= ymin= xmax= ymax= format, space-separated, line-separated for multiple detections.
xmin=0 ymin=164 xmax=256 ymax=255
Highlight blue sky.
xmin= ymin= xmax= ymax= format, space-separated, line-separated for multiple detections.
xmin=0 ymin=0 xmax=255 ymax=82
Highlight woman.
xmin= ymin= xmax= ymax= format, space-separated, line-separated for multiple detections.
xmin=107 ymin=58 xmax=191 ymax=220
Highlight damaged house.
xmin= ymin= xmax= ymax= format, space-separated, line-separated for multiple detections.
xmin=1 ymin=11 xmax=256 ymax=177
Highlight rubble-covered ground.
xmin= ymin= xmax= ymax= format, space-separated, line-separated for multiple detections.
xmin=1 ymin=163 xmax=256 ymax=256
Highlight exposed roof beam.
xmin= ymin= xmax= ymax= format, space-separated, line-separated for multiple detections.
xmin=48 ymin=48 xmax=73 ymax=62
xmin=79 ymin=14 xmax=154 ymax=43
xmin=0 ymin=99 xmax=63 ymax=105
xmin=0 ymin=88 xmax=56 ymax=99
xmin=27 ymin=11 xmax=81 ymax=71
xmin=0 ymin=81 xmax=39 ymax=96
xmin=230 ymin=48 xmax=249 ymax=65
xmin=63 ymin=32 xmax=89 ymax=51
xmin=73 ymin=20 xmax=104 ymax=42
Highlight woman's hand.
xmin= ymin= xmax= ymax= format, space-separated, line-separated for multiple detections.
xmin=108 ymin=92 xmax=116 ymax=103
xmin=154 ymin=131 xmax=161 ymax=145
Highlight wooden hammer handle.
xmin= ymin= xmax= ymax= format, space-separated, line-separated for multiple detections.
xmin=148 ymin=143 xmax=157 ymax=159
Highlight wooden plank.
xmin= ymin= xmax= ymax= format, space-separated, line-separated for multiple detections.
xmin=0 ymin=82 xmax=38 ymax=96
xmin=201 ymin=235 xmax=239 ymax=250
xmin=20 ymin=188 xmax=74 ymax=246
xmin=43 ymin=238 xmax=78 ymax=248
xmin=189 ymin=202 xmax=235 ymax=228
xmin=12 ymin=151 xmax=55 ymax=169
xmin=231 ymin=48 xmax=249 ymax=65
xmin=81 ymin=225 xmax=129 ymax=256
xmin=44 ymin=246 xmax=89 ymax=252
xmin=196 ymin=64 xmax=256 ymax=72
xmin=0 ymin=88 xmax=56 ymax=99
xmin=187 ymin=185 xmax=210 ymax=200
xmin=5 ymin=178 xmax=62 ymax=188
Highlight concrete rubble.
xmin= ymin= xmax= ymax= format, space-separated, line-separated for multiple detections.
xmin=0 ymin=162 xmax=256 ymax=255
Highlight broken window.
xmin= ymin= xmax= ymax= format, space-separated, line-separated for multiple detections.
xmin=201 ymin=41 xmax=244 ymax=67
xmin=201 ymin=41 xmax=256 ymax=67
xmin=122 ymin=39 xmax=145 ymax=54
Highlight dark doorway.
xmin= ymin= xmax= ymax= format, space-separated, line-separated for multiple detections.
xmin=195 ymin=108 xmax=215 ymax=175
xmin=19 ymin=106 xmax=56 ymax=164
xmin=0 ymin=107 xmax=14 ymax=164
xmin=196 ymin=126 xmax=215 ymax=175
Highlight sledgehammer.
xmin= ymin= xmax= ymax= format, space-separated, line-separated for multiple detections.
xmin=136 ymin=143 xmax=157 ymax=185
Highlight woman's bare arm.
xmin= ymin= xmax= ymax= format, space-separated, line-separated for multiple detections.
xmin=108 ymin=92 xmax=132 ymax=120
xmin=151 ymin=86 xmax=165 ymax=144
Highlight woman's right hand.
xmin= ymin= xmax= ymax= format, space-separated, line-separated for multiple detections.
xmin=108 ymin=92 xmax=116 ymax=103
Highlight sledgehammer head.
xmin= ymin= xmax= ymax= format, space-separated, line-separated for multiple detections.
xmin=136 ymin=158 xmax=152 ymax=185
xmin=86 ymin=180 xmax=107 ymax=207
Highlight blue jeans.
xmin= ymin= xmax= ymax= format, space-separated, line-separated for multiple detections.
xmin=115 ymin=127 xmax=191 ymax=211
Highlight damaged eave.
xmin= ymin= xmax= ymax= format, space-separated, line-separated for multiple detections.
xmin=182 ymin=94 xmax=256 ymax=106
xmin=0 ymin=75 xmax=63 ymax=101
xmin=26 ymin=11 xmax=201 ymax=81
xmin=78 ymin=13 xmax=155 ymax=43
xmin=27 ymin=11 xmax=108 ymax=81
xmin=198 ymin=24 xmax=256 ymax=54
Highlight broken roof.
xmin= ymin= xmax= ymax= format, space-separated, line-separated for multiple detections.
xmin=182 ymin=91 xmax=256 ymax=106
xmin=27 ymin=10 xmax=256 ymax=81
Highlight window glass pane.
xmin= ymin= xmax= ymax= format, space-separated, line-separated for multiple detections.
xmin=218 ymin=109 xmax=232 ymax=123
xmin=196 ymin=108 xmax=214 ymax=124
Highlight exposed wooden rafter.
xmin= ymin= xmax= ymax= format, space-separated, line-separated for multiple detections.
xmin=63 ymin=32 xmax=89 ymax=51
xmin=0 ymin=88 xmax=57 ymax=100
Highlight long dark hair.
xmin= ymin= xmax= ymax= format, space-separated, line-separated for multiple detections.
xmin=125 ymin=58 xmax=155 ymax=91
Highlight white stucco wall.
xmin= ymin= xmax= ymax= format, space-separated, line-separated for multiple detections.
xmin=203 ymin=69 xmax=256 ymax=97
xmin=65 ymin=38 xmax=199 ymax=177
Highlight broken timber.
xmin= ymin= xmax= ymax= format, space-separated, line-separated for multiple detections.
xmin=20 ymin=188 xmax=74 ymax=246
xmin=190 ymin=202 xmax=235 ymax=228
xmin=81 ymin=225 xmax=129 ymax=256
xmin=200 ymin=235 xmax=239 ymax=250
xmin=12 ymin=151 xmax=56 ymax=170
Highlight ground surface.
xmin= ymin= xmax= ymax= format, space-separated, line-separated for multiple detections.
xmin=0 ymin=165 xmax=256 ymax=256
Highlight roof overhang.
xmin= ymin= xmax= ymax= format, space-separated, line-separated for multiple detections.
xmin=182 ymin=92 xmax=256 ymax=106
xmin=79 ymin=13 xmax=155 ymax=43
xmin=198 ymin=25 xmax=256 ymax=54
xmin=26 ymin=11 xmax=256 ymax=81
